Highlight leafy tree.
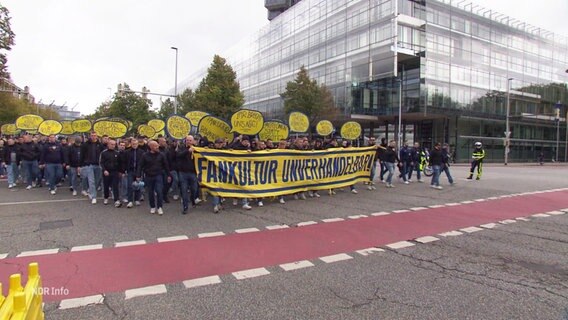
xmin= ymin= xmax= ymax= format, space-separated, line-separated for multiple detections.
xmin=177 ymin=88 xmax=197 ymax=115
xmin=158 ymin=98 xmax=175 ymax=119
xmin=194 ymin=55 xmax=244 ymax=119
xmin=0 ymin=5 xmax=15 ymax=79
xmin=0 ymin=93 xmax=59 ymax=124
xmin=281 ymin=66 xmax=337 ymax=123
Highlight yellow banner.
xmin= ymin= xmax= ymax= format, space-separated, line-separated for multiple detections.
xmin=194 ymin=146 xmax=376 ymax=198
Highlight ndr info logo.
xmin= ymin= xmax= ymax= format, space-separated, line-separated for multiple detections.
xmin=34 ymin=286 xmax=70 ymax=296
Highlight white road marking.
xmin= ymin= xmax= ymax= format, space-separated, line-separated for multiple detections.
xmin=115 ymin=240 xmax=146 ymax=247
xmin=157 ymin=235 xmax=189 ymax=243
xmin=460 ymin=201 xmax=475 ymax=204
xmin=71 ymin=244 xmax=103 ymax=252
xmin=232 ymin=268 xmax=270 ymax=280
xmin=319 ymin=253 xmax=353 ymax=263
xmin=546 ymin=211 xmax=565 ymax=215
xmin=17 ymin=248 xmax=59 ymax=257
xmin=439 ymin=231 xmax=463 ymax=237
xmin=410 ymin=207 xmax=428 ymax=211
xmin=322 ymin=218 xmax=345 ymax=223
xmin=516 ymin=217 xmax=531 ymax=221
xmin=297 ymin=221 xmax=317 ymax=226
xmin=198 ymin=231 xmax=226 ymax=238
xmin=386 ymin=241 xmax=415 ymax=249
xmin=356 ymin=247 xmax=385 ymax=256
xmin=125 ymin=285 xmax=167 ymax=300
xmin=532 ymin=213 xmax=550 ymax=218
xmin=265 ymin=225 xmax=289 ymax=230
xmin=59 ymin=295 xmax=104 ymax=310
xmin=415 ymin=236 xmax=440 ymax=244
xmin=499 ymin=219 xmax=517 ymax=224
xmin=474 ymin=199 xmax=487 ymax=202
xmin=0 ymin=198 xmax=87 ymax=206
xmin=428 ymin=204 xmax=446 ymax=209
xmin=371 ymin=211 xmax=391 ymax=216
xmin=279 ymin=260 xmax=315 ymax=271
xmin=234 ymin=228 xmax=260 ymax=234
xmin=348 ymin=215 xmax=368 ymax=219
xmin=480 ymin=223 xmax=498 ymax=229
xmin=183 ymin=276 xmax=222 ymax=289
xmin=445 ymin=203 xmax=461 ymax=206
xmin=561 ymin=208 xmax=568 ymax=212
xmin=0 ymin=253 xmax=7 ymax=259
xmin=392 ymin=209 xmax=410 ymax=213
xmin=460 ymin=227 xmax=484 ymax=233
xmin=487 ymin=197 xmax=499 ymax=200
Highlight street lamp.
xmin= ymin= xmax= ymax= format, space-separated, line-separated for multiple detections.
xmin=396 ymin=78 xmax=402 ymax=151
xmin=555 ymin=101 xmax=561 ymax=162
xmin=171 ymin=46 xmax=179 ymax=115
xmin=504 ymin=77 xmax=513 ymax=165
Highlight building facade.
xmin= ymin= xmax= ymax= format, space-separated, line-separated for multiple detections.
xmin=182 ymin=0 xmax=568 ymax=162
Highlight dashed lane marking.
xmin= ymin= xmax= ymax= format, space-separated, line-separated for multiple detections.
xmin=115 ymin=240 xmax=146 ymax=247
xmin=183 ymin=276 xmax=222 ymax=289
xmin=232 ymin=268 xmax=270 ymax=280
xmin=322 ymin=218 xmax=345 ymax=223
xmin=546 ymin=211 xmax=565 ymax=215
xmin=17 ymin=248 xmax=59 ymax=257
xmin=355 ymin=247 xmax=385 ymax=256
xmin=371 ymin=211 xmax=390 ymax=216
xmin=460 ymin=227 xmax=484 ymax=233
xmin=410 ymin=207 xmax=428 ymax=211
xmin=480 ymin=223 xmax=498 ymax=229
xmin=348 ymin=215 xmax=368 ymax=219
xmin=70 ymin=244 xmax=103 ymax=252
xmin=0 ymin=253 xmax=7 ymax=259
xmin=499 ymin=219 xmax=517 ymax=224
xmin=532 ymin=213 xmax=550 ymax=218
xmin=279 ymin=260 xmax=315 ymax=271
xmin=198 ymin=231 xmax=226 ymax=238
xmin=392 ymin=209 xmax=410 ymax=213
xmin=415 ymin=236 xmax=440 ymax=244
xmin=460 ymin=201 xmax=475 ymax=204
xmin=428 ymin=204 xmax=446 ymax=209
xmin=445 ymin=203 xmax=461 ymax=207
xmin=125 ymin=284 xmax=167 ymax=300
xmin=386 ymin=241 xmax=415 ymax=249
xmin=516 ymin=217 xmax=531 ymax=221
xmin=234 ymin=228 xmax=261 ymax=234
xmin=59 ymin=295 xmax=104 ymax=310
xmin=439 ymin=231 xmax=463 ymax=237
xmin=157 ymin=235 xmax=189 ymax=243
xmin=265 ymin=225 xmax=289 ymax=230
xmin=297 ymin=221 xmax=318 ymax=227
xmin=474 ymin=199 xmax=487 ymax=202
xmin=319 ymin=253 xmax=353 ymax=263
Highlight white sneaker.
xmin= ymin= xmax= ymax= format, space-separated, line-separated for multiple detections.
xmin=172 ymin=195 xmax=179 ymax=200
xmin=114 ymin=200 xmax=122 ymax=208
xmin=258 ymin=201 xmax=264 ymax=207
xmin=81 ymin=190 xmax=88 ymax=196
xmin=135 ymin=201 xmax=141 ymax=206
xmin=127 ymin=202 xmax=133 ymax=208
xmin=308 ymin=191 xmax=314 ymax=198
xmin=194 ymin=198 xmax=202 ymax=205
xmin=351 ymin=189 xmax=358 ymax=194
xmin=26 ymin=185 xmax=32 ymax=190
xmin=72 ymin=190 xmax=77 ymax=196
xmin=279 ymin=198 xmax=285 ymax=204
xmin=404 ymin=181 xmax=409 ymax=185
xmin=150 ymin=207 xmax=156 ymax=214
xmin=242 ymin=203 xmax=252 ymax=210
xmin=435 ymin=185 xmax=443 ymax=190
xmin=103 ymin=198 xmax=109 ymax=205
xmin=314 ymin=192 xmax=320 ymax=198
xmin=50 ymin=190 xmax=56 ymax=195
xmin=294 ymin=194 xmax=299 ymax=200
xmin=368 ymin=185 xmax=373 ymax=190
xmin=91 ymin=198 xmax=97 ymax=204
xmin=300 ymin=193 xmax=307 ymax=200
xmin=157 ymin=207 xmax=164 ymax=215
xmin=8 ymin=184 xmax=13 ymax=189
xmin=122 ymin=199 xmax=129 ymax=203
xmin=408 ymin=179 xmax=412 ymax=183
xmin=381 ymin=180 xmax=386 ymax=184
xmin=417 ymin=179 xmax=424 ymax=183
xmin=233 ymin=199 xmax=238 ymax=206
xmin=213 ymin=205 xmax=220 ymax=213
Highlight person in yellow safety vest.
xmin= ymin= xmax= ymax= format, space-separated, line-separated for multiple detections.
xmin=467 ymin=141 xmax=485 ymax=180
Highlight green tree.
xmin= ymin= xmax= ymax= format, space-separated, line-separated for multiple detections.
xmin=177 ymin=88 xmax=197 ymax=115
xmin=0 ymin=93 xmax=59 ymax=124
xmin=158 ymin=98 xmax=175 ymax=119
xmin=0 ymin=5 xmax=15 ymax=79
xmin=281 ymin=66 xmax=337 ymax=123
xmin=194 ymin=55 xmax=244 ymax=119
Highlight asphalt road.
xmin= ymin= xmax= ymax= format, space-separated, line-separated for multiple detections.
xmin=1 ymin=164 xmax=567 ymax=319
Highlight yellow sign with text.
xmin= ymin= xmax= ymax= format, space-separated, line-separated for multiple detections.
xmin=93 ymin=120 xmax=128 ymax=138
xmin=72 ymin=119 xmax=92 ymax=133
xmin=288 ymin=112 xmax=309 ymax=133
xmin=138 ymin=124 xmax=156 ymax=138
xmin=340 ymin=121 xmax=362 ymax=140
xmin=198 ymin=116 xmax=232 ymax=142
xmin=185 ymin=111 xmax=209 ymax=127
xmin=60 ymin=121 xmax=74 ymax=135
xmin=230 ymin=109 xmax=264 ymax=135
xmin=258 ymin=121 xmax=289 ymax=141
xmin=16 ymin=114 xmax=44 ymax=130
xmin=316 ymin=120 xmax=334 ymax=136
xmin=1 ymin=123 xmax=18 ymax=135
xmin=166 ymin=115 xmax=191 ymax=140
xmin=194 ymin=147 xmax=376 ymax=198
xmin=38 ymin=120 xmax=63 ymax=136
xmin=148 ymin=119 xmax=166 ymax=132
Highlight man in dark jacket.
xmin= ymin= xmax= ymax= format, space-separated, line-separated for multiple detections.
xmin=80 ymin=132 xmax=103 ymax=204
xmin=40 ymin=134 xmax=65 ymax=194
xmin=99 ymin=139 xmax=123 ymax=207
xmin=124 ymin=138 xmax=145 ymax=208
xmin=176 ymin=135 xmax=199 ymax=215
xmin=398 ymin=141 xmax=411 ymax=184
xmin=441 ymin=143 xmax=455 ymax=185
xmin=429 ymin=142 xmax=444 ymax=190
xmin=137 ymin=140 xmax=171 ymax=215
xmin=18 ymin=134 xmax=41 ymax=190
xmin=65 ymin=136 xmax=83 ymax=196
xmin=3 ymin=138 xmax=19 ymax=188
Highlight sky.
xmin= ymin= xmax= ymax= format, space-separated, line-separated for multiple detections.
xmin=2 ymin=0 xmax=568 ymax=116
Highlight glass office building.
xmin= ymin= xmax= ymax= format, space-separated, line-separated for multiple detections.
xmin=181 ymin=0 xmax=568 ymax=162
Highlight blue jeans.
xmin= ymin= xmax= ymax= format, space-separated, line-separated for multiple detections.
xmin=7 ymin=163 xmax=18 ymax=185
xmin=45 ymin=163 xmax=63 ymax=191
xmin=68 ymin=167 xmax=80 ymax=192
xmin=442 ymin=164 xmax=454 ymax=184
xmin=21 ymin=160 xmax=39 ymax=187
xmin=145 ymin=174 xmax=164 ymax=209
xmin=126 ymin=172 xmax=141 ymax=202
xmin=81 ymin=165 xmax=97 ymax=199
xmin=431 ymin=165 xmax=441 ymax=187
xmin=399 ymin=162 xmax=409 ymax=181
xmin=385 ymin=162 xmax=395 ymax=184
xmin=408 ymin=162 xmax=421 ymax=180
xmin=120 ymin=174 xmax=128 ymax=201
xmin=179 ymin=172 xmax=198 ymax=210
xmin=169 ymin=170 xmax=179 ymax=197
xmin=370 ymin=161 xmax=377 ymax=181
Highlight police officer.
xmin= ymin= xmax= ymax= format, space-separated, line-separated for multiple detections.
xmin=467 ymin=142 xmax=485 ymax=180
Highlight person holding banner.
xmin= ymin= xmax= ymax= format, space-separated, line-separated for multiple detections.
xmin=176 ymin=135 xmax=199 ymax=215
xmin=40 ymin=135 xmax=65 ymax=195
xmin=229 ymin=135 xmax=252 ymax=210
xmin=137 ymin=140 xmax=171 ymax=215
xmin=18 ymin=134 xmax=41 ymax=190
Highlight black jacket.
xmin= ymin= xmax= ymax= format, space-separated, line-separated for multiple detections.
xmin=99 ymin=149 xmax=123 ymax=173
xmin=3 ymin=144 xmax=19 ymax=165
xmin=123 ymin=148 xmax=145 ymax=173
xmin=137 ymin=151 xmax=170 ymax=178
xmin=40 ymin=142 xmax=65 ymax=164
xmin=18 ymin=142 xmax=41 ymax=161
xmin=383 ymin=147 xmax=399 ymax=163
xmin=66 ymin=144 xmax=83 ymax=167
xmin=175 ymin=146 xmax=196 ymax=174
xmin=80 ymin=140 xmax=103 ymax=166
xmin=429 ymin=148 xmax=443 ymax=166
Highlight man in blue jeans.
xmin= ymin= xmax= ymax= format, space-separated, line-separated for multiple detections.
xmin=80 ymin=132 xmax=103 ymax=204
xmin=124 ymin=138 xmax=145 ymax=208
xmin=441 ymin=143 xmax=455 ymax=185
xmin=18 ymin=134 xmax=41 ymax=190
xmin=40 ymin=135 xmax=65 ymax=195
xmin=137 ymin=140 xmax=171 ymax=215
xmin=429 ymin=142 xmax=443 ymax=190
xmin=175 ymin=135 xmax=199 ymax=215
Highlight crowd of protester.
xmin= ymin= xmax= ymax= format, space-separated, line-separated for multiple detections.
xmin=0 ymin=132 xmax=457 ymax=215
